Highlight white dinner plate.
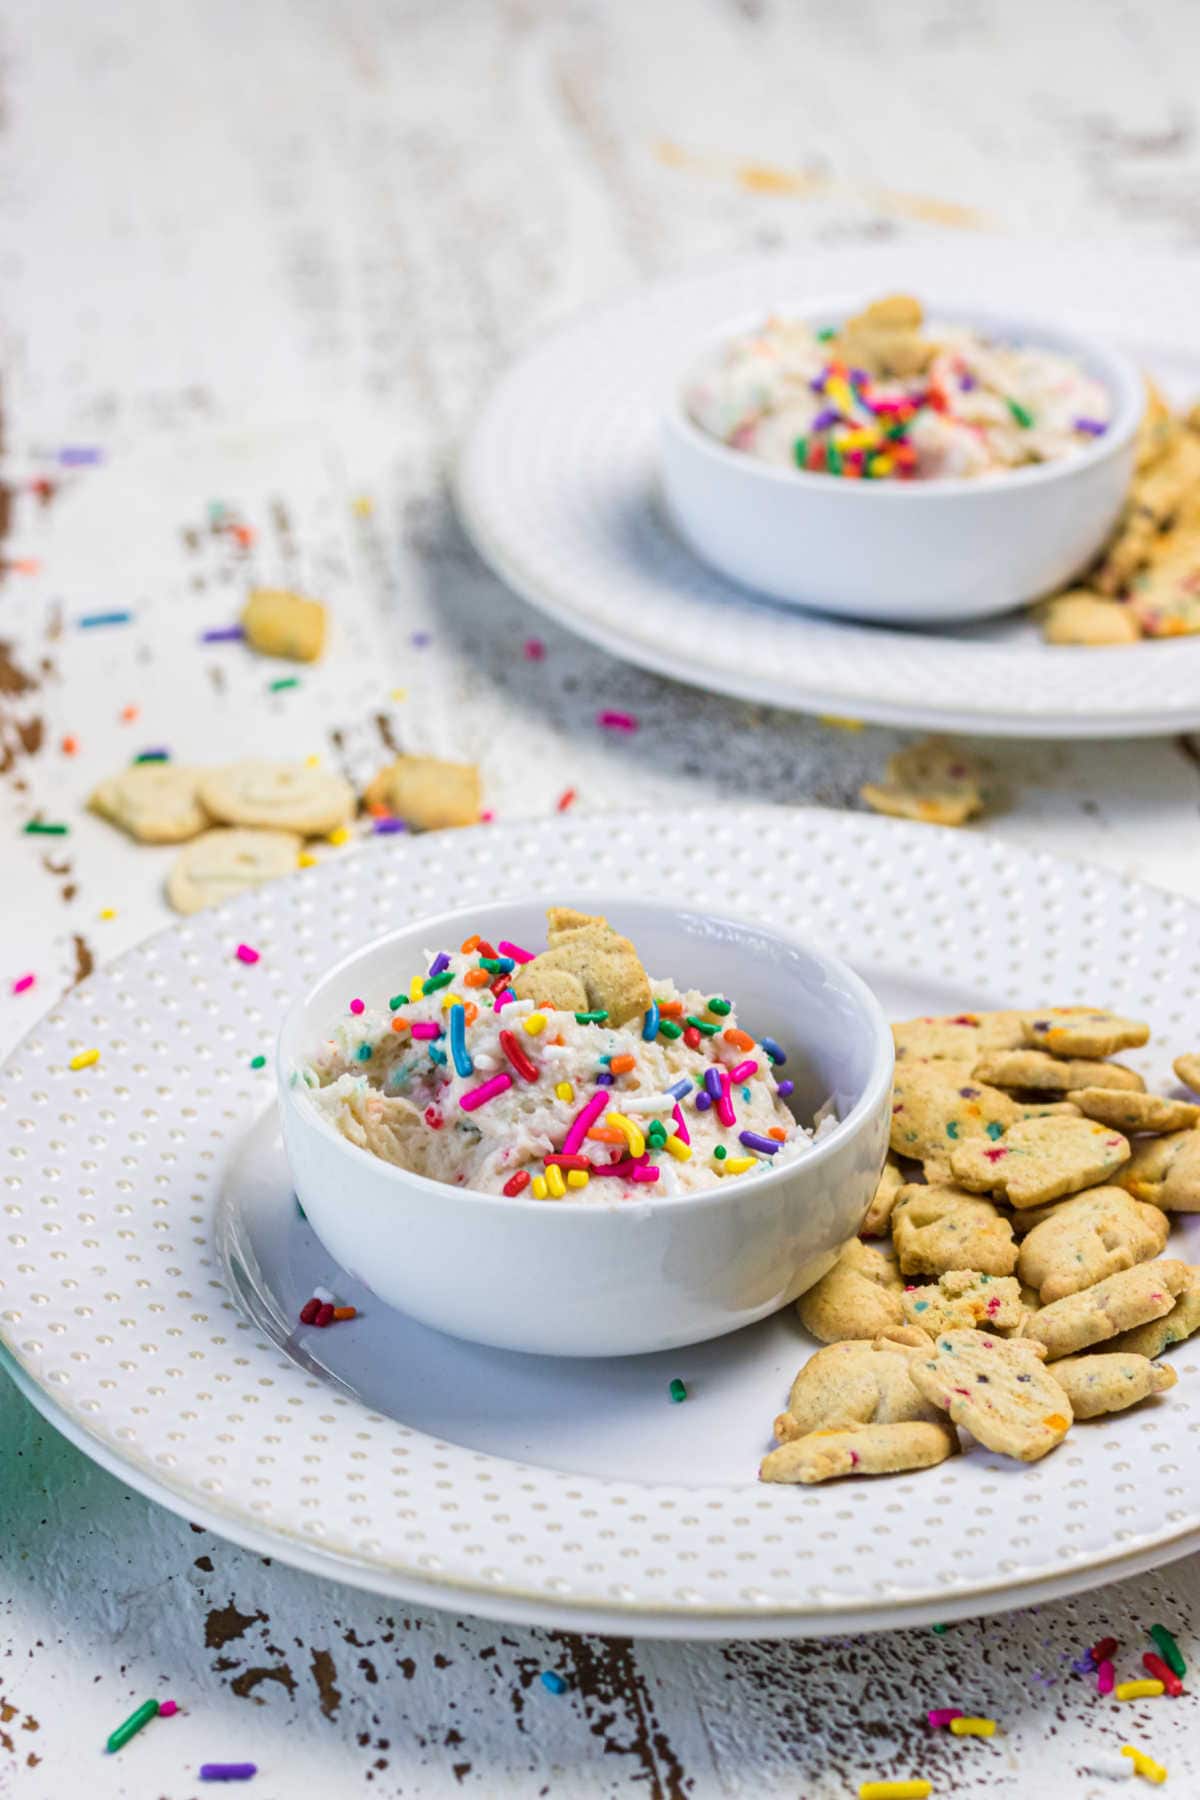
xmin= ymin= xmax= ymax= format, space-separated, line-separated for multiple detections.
xmin=3 ymin=809 xmax=1200 ymax=1638
xmin=456 ymin=239 xmax=1200 ymax=737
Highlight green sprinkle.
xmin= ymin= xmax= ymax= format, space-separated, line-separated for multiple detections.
xmin=249 ymin=1055 xmax=266 ymax=1070
xmin=1150 ymin=1624 xmax=1186 ymax=1677
xmin=388 ymin=994 xmax=405 ymax=1011
xmin=574 ymin=1010 xmax=608 ymax=1024
xmin=713 ymin=1145 xmax=727 ymax=1160
xmin=985 ymin=1121 xmax=1004 ymax=1140
xmin=1006 ymin=397 xmax=1035 ymax=429
xmin=647 ymin=1121 xmax=668 ymax=1148
xmin=816 ymin=326 xmax=837 ymax=342
xmin=478 ymin=956 xmax=511 ymax=973
xmin=356 ymin=1043 xmax=373 ymax=1061
xmin=668 ymin=1377 xmax=687 ymax=1403
xmin=269 ymin=675 xmax=300 ymax=692
xmin=707 ymin=998 xmax=732 ymax=1016
xmin=422 ymin=970 xmax=455 ymax=995
xmin=884 ymin=418 xmax=912 ymax=441
xmin=685 ymin=1015 xmax=719 ymax=1035
xmin=792 ymin=436 xmax=808 ymax=469
xmin=658 ymin=1019 xmax=683 ymax=1041
xmin=134 ymin=751 xmax=169 ymax=763
xmin=22 ymin=821 xmax=69 ymax=835
xmin=931 ymin=1623 xmax=948 ymax=1635
xmin=106 ymin=1698 xmax=159 ymax=1754
xmin=826 ymin=440 xmax=843 ymax=476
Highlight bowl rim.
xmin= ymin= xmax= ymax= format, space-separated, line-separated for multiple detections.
xmin=665 ymin=292 xmax=1144 ymax=498
xmin=277 ymin=893 xmax=895 ymax=1217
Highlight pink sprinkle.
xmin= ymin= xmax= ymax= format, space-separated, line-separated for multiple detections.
xmin=349 ymin=997 xmax=365 ymax=1015
xmin=493 ymin=988 xmax=517 ymax=1012
xmin=672 ymin=1102 xmax=690 ymax=1147
xmin=523 ymin=638 xmax=546 ymax=661
xmin=159 ymin=1700 xmax=179 ymax=1718
xmin=563 ymin=1091 xmax=610 ymax=1156
xmin=411 ymin=1021 xmax=441 ymax=1040
xmin=235 ymin=944 xmax=260 ymax=965
xmin=11 ymin=974 xmax=35 ymax=995
xmin=597 ymin=709 xmax=638 ymax=733
xmin=729 ymin=1059 xmax=758 ymax=1082
xmin=480 ymin=809 xmax=495 ymax=823
xmin=629 ymin=1165 xmax=660 ymax=1183
xmin=460 ymin=1072 xmax=513 ymax=1112
xmin=716 ymin=1068 xmax=736 ymax=1129
xmin=848 ymin=1449 xmax=860 ymax=1468
xmin=497 ymin=940 xmax=534 ymax=964
xmin=927 ymin=1708 xmax=962 ymax=1730
xmin=1097 ymin=1658 xmax=1115 ymax=1695
xmin=591 ymin=1156 xmax=649 ymax=1178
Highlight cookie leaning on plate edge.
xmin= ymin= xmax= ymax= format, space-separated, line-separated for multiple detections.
xmin=762 ymin=1004 xmax=1200 ymax=1483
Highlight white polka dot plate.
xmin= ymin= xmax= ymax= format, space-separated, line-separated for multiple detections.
xmin=2 ymin=809 xmax=1199 ymax=1638
xmin=456 ymin=239 xmax=1200 ymax=737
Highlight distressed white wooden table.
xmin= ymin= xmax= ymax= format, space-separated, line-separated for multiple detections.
xmin=4 ymin=3 xmax=1200 ymax=1794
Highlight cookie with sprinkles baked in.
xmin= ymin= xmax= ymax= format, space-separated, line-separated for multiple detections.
xmin=972 ymin=1049 xmax=1144 ymax=1094
xmin=1118 ymin=1128 xmax=1200 ymax=1210
xmin=1038 ymin=590 xmax=1141 ymax=646
xmin=860 ymin=736 xmax=987 ymax=828
xmin=1107 ymin=1267 xmax=1200 ymax=1358
xmin=794 ymin=1239 xmax=904 ymax=1343
xmin=1021 ymin=1009 xmax=1150 ymax=1059
xmin=1016 ymin=1187 xmax=1170 ymax=1304
xmin=772 ymin=1339 xmax=941 ymax=1441
xmin=1047 ymin=1352 xmax=1176 ymax=1420
xmin=890 ymin=1184 xmax=1017 ymax=1278
xmin=891 ymin=1009 xmax=1031 ymax=1065
xmin=1023 ymin=1259 xmax=1190 ymax=1361
xmin=888 ymin=1061 xmax=1020 ymax=1179
xmin=199 ymin=760 xmax=354 ymax=837
xmin=949 ymin=1115 xmax=1131 ymax=1208
xmin=166 ymin=827 xmax=302 ymax=914
xmin=901 ymin=1270 xmax=1026 ymax=1337
xmin=89 ymin=762 xmax=208 ymax=844
xmin=759 ymin=1420 xmax=957 ymax=1485
xmin=860 ymin=1155 xmax=905 ymax=1237
xmin=906 ymin=1329 xmax=1072 ymax=1463
xmin=1066 ymin=1087 xmax=1200 ymax=1135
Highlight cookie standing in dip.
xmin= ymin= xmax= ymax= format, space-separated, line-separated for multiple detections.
xmin=686 ymin=294 xmax=1112 ymax=481
xmin=300 ymin=908 xmax=830 ymax=1200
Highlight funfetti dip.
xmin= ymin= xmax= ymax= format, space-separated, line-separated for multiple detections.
xmin=685 ymin=293 xmax=1112 ymax=482
xmin=299 ymin=908 xmax=835 ymax=1201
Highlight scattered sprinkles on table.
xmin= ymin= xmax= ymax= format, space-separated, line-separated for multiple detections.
xmin=298 ymin=908 xmax=831 ymax=1201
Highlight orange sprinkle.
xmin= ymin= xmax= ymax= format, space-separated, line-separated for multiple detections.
xmin=461 ymin=934 xmax=481 ymax=953
xmin=464 ymin=969 xmax=490 ymax=988
xmin=120 ymin=704 xmax=138 ymax=723
xmin=547 ymin=1033 xmax=563 ymax=1046
xmin=232 ymin=523 xmax=255 ymax=547
xmin=390 ymin=1017 xmax=410 ymax=1034
xmin=1043 ymin=1413 xmax=1069 ymax=1431
xmin=332 ymin=1306 xmax=357 ymax=1321
xmin=658 ymin=1000 xmax=684 ymax=1018
xmin=463 ymin=1002 xmax=478 ymax=1025
xmin=368 ymin=801 xmax=391 ymax=819
xmin=587 ymin=1127 xmax=626 ymax=1144
xmin=61 ymin=734 xmax=78 ymax=755
xmin=768 ymin=1127 xmax=788 ymax=1141
xmin=609 ymin=1054 xmax=636 ymax=1075
xmin=724 ymin=1027 xmax=754 ymax=1051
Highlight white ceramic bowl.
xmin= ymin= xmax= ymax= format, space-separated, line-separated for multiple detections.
xmin=277 ymin=897 xmax=893 ymax=1358
xmin=660 ymin=298 xmax=1142 ymax=625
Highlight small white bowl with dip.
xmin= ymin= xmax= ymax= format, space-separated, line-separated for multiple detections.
xmin=277 ymin=897 xmax=893 ymax=1358
xmin=660 ymin=298 xmax=1142 ymax=624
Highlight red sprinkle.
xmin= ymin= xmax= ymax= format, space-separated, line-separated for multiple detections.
xmin=523 ymin=638 xmax=545 ymax=661
xmin=556 ymin=788 xmax=577 ymax=813
xmin=499 ymin=1029 xmax=538 ymax=1083
xmin=476 ymin=940 xmax=498 ymax=960
xmin=1143 ymin=1651 xmax=1183 ymax=1695
xmin=1092 ymin=1637 xmax=1118 ymax=1662
xmin=314 ymin=1302 xmax=335 ymax=1328
xmin=503 ymin=1170 xmax=532 ymax=1196
xmin=299 ymin=1298 xmax=320 ymax=1325
xmin=423 ymin=1105 xmax=444 ymax=1130
xmin=544 ymin=1153 xmax=591 ymax=1172
xmin=683 ymin=1026 xmax=702 ymax=1049
xmin=235 ymin=944 xmax=260 ymax=965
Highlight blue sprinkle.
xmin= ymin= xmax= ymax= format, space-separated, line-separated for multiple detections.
xmin=411 ymin=630 xmax=433 ymax=647
xmin=741 ymin=1085 xmax=752 ymax=1104
xmin=356 ymin=1044 xmax=373 ymax=1062
xmin=59 ymin=445 xmax=103 ymax=466
xmin=78 ymin=609 xmax=132 ymax=628
xmin=664 ymin=1078 xmax=691 ymax=1101
xmin=695 ymin=1091 xmax=713 ymax=1113
xmin=540 ymin=1670 xmax=568 ymax=1695
xmin=776 ymin=1078 xmax=794 ymax=1098
xmin=739 ymin=1130 xmax=780 ymax=1156
xmin=448 ymin=1004 xmax=474 ymax=1078
xmin=596 ymin=1072 xmax=615 ymax=1086
xmin=761 ymin=1037 xmax=786 ymax=1066
xmin=429 ymin=1046 xmax=447 ymax=1066
xmin=428 ymin=951 xmax=451 ymax=977
xmin=642 ymin=1001 xmax=660 ymax=1042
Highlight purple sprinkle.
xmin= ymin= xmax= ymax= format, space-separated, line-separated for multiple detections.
xmin=695 ymin=1090 xmax=713 ymax=1112
xmin=1071 ymin=1653 xmax=1096 ymax=1675
xmin=959 ymin=372 xmax=977 ymax=391
xmin=373 ymin=817 xmax=408 ymax=835
xmin=776 ymin=1078 xmax=794 ymax=1098
xmin=199 ymin=1766 xmax=257 ymax=1783
xmin=1074 ymin=417 xmax=1107 ymax=436
xmin=411 ymin=630 xmax=432 ymax=647
xmin=201 ymin=625 xmax=245 ymax=643
xmin=428 ymin=952 xmax=451 ymax=977
xmin=811 ymin=407 xmax=841 ymax=431
xmin=849 ymin=367 xmax=869 ymax=384
xmin=596 ymin=1072 xmax=615 ymax=1086
xmin=703 ymin=1067 xmax=724 ymax=1100
xmin=809 ymin=371 xmax=828 ymax=393
xmin=58 ymin=446 xmax=103 ymax=466
xmin=739 ymin=1130 xmax=781 ymax=1156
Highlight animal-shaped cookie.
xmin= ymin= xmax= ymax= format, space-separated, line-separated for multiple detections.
xmin=892 ymin=1010 xmax=1029 ymax=1065
xmin=759 ymin=1421 xmax=957 ymax=1485
xmin=1108 ymin=1266 xmax=1200 ymax=1358
xmin=860 ymin=737 xmax=986 ymax=828
xmin=973 ymin=1050 xmax=1144 ymax=1094
xmin=198 ymin=760 xmax=354 ymax=837
xmin=1048 ymin=1352 xmax=1176 ymax=1420
xmin=166 ymin=827 xmax=302 ymax=914
xmin=1023 ymin=1260 xmax=1190 ymax=1360
xmin=512 ymin=911 xmax=651 ymax=1028
xmin=1017 ymin=1187 xmax=1170 ymax=1304
xmin=888 ymin=1062 xmax=1020 ymax=1177
xmin=860 ymin=1156 xmax=905 ymax=1237
xmin=906 ymin=1329 xmax=1072 ymax=1462
xmin=364 ymin=754 xmax=482 ymax=830
xmin=1118 ymin=1129 xmax=1200 ymax=1211
xmin=1066 ymin=1088 xmax=1200 ymax=1134
xmin=949 ymin=1116 xmax=1130 ymax=1208
xmin=89 ymin=762 xmax=208 ymax=844
xmin=794 ymin=1239 xmax=904 ymax=1343
xmin=1022 ymin=1009 xmax=1149 ymax=1059
xmin=890 ymin=1184 xmax=1017 ymax=1278
xmin=901 ymin=1270 xmax=1026 ymax=1336
xmin=772 ymin=1339 xmax=941 ymax=1441
xmin=1173 ymin=1053 xmax=1200 ymax=1094
xmin=241 ymin=587 xmax=327 ymax=662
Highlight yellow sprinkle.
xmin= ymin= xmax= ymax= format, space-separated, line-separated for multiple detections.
xmin=605 ymin=1112 xmax=646 ymax=1158
xmin=566 ymin=1169 xmax=589 ymax=1189
xmin=352 ymin=495 xmax=374 ymax=516
xmin=1116 ymin=1680 xmax=1164 ymax=1701
xmin=391 ymin=687 xmax=407 ymax=701
xmin=409 ymin=976 xmax=424 ymax=1003
xmin=838 ymin=427 xmax=882 ymax=451
xmin=721 ymin=1156 xmax=757 ymax=1175
xmin=531 ymin=1175 xmax=548 ymax=1200
xmin=869 ymin=453 xmax=895 ymax=477
xmin=859 ymin=1783 xmax=933 ymax=1800
xmin=441 ymin=993 xmax=463 ymax=1010
xmin=68 ymin=1048 xmax=100 ymax=1071
xmin=523 ymin=1013 xmax=547 ymax=1036
xmin=327 ymin=826 xmax=351 ymax=846
xmin=1122 ymin=1745 xmax=1167 ymax=1784
xmin=819 ymin=714 xmax=865 ymax=731
xmin=545 ymin=1163 xmax=566 ymax=1199
xmin=664 ymin=1135 xmax=692 ymax=1162
xmin=298 ymin=851 xmax=317 ymax=868
xmin=554 ymin=1082 xmax=574 ymax=1104
xmin=949 ymin=1717 xmax=996 ymax=1737
xmin=99 ymin=908 xmax=116 ymax=920
xmin=305 ymin=753 xmax=320 ymax=767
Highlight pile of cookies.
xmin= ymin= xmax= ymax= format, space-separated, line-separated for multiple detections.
xmin=88 ymin=753 xmax=481 ymax=914
xmin=762 ymin=1005 xmax=1200 ymax=1483
xmin=1039 ymin=384 xmax=1200 ymax=644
